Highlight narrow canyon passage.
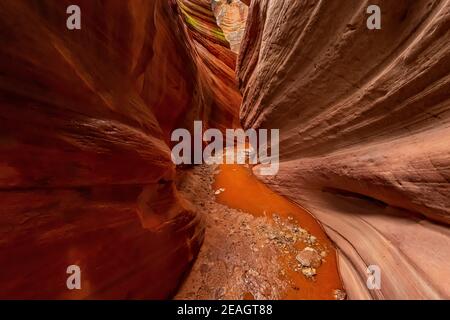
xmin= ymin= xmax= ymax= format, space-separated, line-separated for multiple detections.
xmin=0 ymin=0 xmax=449 ymax=300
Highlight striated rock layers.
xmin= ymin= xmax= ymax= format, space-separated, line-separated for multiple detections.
xmin=175 ymin=0 xmax=242 ymax=133
xmin=0 ymin=0 xmax=239 ymax=298
xmin=238 ymin=0 xmax=450 ymax=299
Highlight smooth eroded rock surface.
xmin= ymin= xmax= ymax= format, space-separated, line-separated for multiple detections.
xmin=0 ymin=0 xmax=238 ymax=298
xmin=238 ymin=0 xmax=450 ymax=299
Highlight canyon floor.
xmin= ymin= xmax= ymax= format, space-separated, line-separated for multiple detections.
xmin=175 ymin=161 xmax=345 ymax=300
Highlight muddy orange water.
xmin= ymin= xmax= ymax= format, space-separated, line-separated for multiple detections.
xmin=213 ymin=163 xmax=343 ymax=299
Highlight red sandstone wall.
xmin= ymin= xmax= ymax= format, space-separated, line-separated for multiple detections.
xmin=0 ymin=0 xmax=238 ymax=299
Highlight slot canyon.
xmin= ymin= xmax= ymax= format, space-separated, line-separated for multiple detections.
xmin=0 ymin=0 xmax=449 ymax=300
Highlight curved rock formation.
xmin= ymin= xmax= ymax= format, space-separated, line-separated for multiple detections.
xmin=175 ymin=0 xmax=242 ymax=133
xmin=1 ymin=0 xmax=449 ymax=301
xmin=0 ymin=0 xmax=238 ymax=299
xmin=238 ymin=0 xmax=450 ymax=299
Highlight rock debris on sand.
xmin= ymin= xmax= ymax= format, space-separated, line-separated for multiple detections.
xmin=175 ymin=164 xmax=345 ymax=300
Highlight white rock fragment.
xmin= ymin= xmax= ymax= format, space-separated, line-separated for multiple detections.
xmin=214 ymin=188 xmax=226 ymax=195
xmin=296 ymin=247 xmax=322 ymax=268
xmin=302 ymin=267 xmax=317 ymax=278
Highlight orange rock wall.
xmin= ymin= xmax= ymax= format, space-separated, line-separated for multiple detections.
xmin=176 ymin=0 xmax=242 ymax=132
xmin=0 ymin=0 xmax=238 ymax=299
